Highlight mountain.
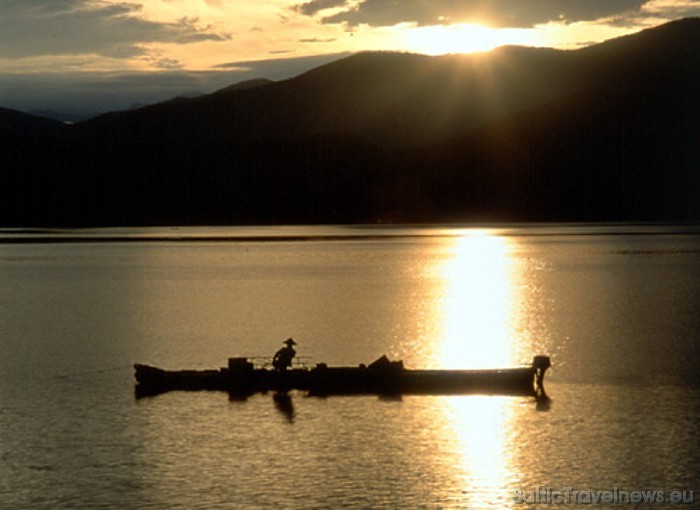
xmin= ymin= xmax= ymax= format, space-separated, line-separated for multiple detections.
xmin=408 ymin=18 xmax=700 ymax=221
xmin=72 ymin=18 xmax=699 ymax=151
xmin=1 ymin=18 xmax=699 ymax=226
xmin=0 ymin=108 xmax=65 ymax=137
xmin=211 ymin=78 xmax=275 ymax=95
xmin=73 ymin=48 xmax=582 ymax=149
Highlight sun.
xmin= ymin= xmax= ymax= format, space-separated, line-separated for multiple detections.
xmin=402 ymin=23 xmax=541 ymax=55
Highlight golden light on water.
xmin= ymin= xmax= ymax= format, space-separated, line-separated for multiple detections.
xmin=443 ymin=396 xmax=513 ymax=507
xmin=427 ymin=231 xmax=526 ymax=507
xmin=434 ymin=231 xmax=521 ymax=369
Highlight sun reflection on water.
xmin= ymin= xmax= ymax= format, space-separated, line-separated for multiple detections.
xmin=429 ymin=231 xmax=526 ymax=508
xmin=434 ymin=231 xmax=521 ymax=369
xmin=442 ymin=395 xmax=515 ymax=508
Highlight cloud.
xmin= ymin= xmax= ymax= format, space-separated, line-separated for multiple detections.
xmin=294 ymin=0 xmax=651 ymax=28
xmin=298 ymin=37 xmax=337 ymax=43
xmin=294 ymin=0 xmax=348 ymax=16
xmin=0 ymin=0 xmax=229 ymax=59
xmin=153 ymin=58 xmax=184 ymax=69
xmin=213 ymin=53 xmax=349 ymax=75
xmin=641 ymin=0 xmax=700 ymax=18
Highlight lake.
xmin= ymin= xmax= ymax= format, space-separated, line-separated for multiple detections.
xmin=1 ymin=225 xmax=699 ymax=508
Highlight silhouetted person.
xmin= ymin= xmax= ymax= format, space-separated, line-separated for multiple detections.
xmin=272 ymin=338 xmax=297 ymax=371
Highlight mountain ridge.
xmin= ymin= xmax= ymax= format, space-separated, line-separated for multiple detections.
xmin=0 ymin=107 xmax=66 ymax=138
xmin=1 ymin=18 xmax=698 ymax=226
xmin=69 ymin=18 xmax=698 ymax=150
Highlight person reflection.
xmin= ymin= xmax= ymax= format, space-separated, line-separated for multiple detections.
xmin=536 ymin=395 xmax=551 ymax=412
xmin=273 ymin=392 xmax=295 ymax=423
xmin=272 ymin=338 xmax=297 ymax=371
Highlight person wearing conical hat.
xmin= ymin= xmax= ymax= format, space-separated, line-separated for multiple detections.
xmin=272 ymin=338 xmax=297 ymax=371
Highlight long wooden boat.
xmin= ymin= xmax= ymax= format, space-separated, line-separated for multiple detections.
xmin=134 ymin=355 xmax=550 ymax=399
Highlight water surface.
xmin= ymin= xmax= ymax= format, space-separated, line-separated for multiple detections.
xmin=1 ymin=225 xmax=698 ymax=508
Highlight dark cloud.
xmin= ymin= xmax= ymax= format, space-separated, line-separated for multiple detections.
xmin=642 ymin=1 xmax=700 ymax=20
xmin=153 ymin=58 xmax=184 ymax=70
xmin=295 ymin=0 xmax=650 ymax=28
xmin=0 ymin=0 xmax=229 ymax=59
xmin=213 ymin=53 xmax=349 ymax=73
xmin=294 ymin=0 xmax=348 ymax=16
xmin=299 ymin=37 xmax=337 ymax=43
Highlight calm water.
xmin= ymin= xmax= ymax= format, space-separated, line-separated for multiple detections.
xmin=1 ymin=225 xmax=699 ymax=508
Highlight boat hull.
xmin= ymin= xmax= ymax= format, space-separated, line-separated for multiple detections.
xmin=134 ymin=356 xmax=550 ymax=399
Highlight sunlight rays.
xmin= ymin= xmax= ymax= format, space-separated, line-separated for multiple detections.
xmin=402 ymin=23 xmax=542 ymax=55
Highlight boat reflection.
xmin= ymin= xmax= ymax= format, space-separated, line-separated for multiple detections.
xmin=428 ymin=231 xmax=529 ymax=508
xmin=273 ymin=391 xmax=295 ymax=423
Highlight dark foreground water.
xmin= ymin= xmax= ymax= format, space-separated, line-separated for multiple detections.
xmin=1 ymin=225 xmax=699 ymax=508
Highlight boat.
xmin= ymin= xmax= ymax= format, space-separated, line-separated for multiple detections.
xmin=134 ymin=355 xmax=551 ymax=399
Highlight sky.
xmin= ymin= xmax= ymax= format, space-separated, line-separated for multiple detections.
xmin=1 ymin=0 xmax=699 ymax=119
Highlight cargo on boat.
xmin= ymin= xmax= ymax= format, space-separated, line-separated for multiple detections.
xmin=134 ymin=355 xmax=550 ymax=399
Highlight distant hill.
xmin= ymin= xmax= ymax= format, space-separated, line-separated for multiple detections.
xmin=1 ymin=18 xmax=699 ymax=226
xmin=0 ymin=108 xmax=65 ymax=138
xmin=212 ymin=78 xmax=275 ymax=95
